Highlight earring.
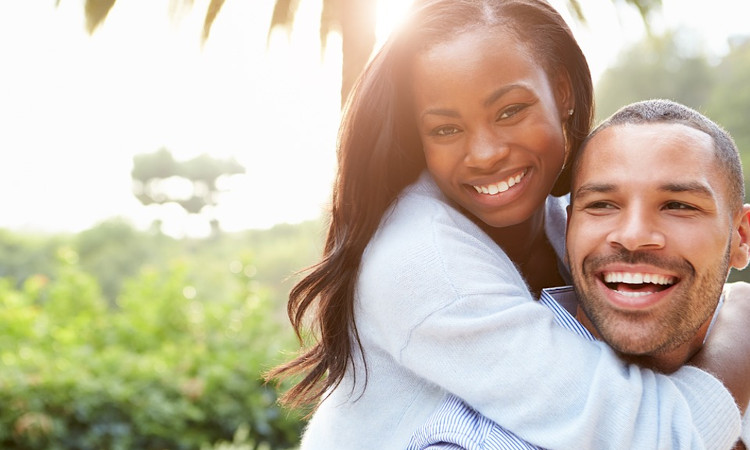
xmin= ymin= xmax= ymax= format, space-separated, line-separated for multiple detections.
xmin=568 ymin=108 xmax=574 ymax=117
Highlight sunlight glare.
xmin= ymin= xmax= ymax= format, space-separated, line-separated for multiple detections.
xmin=376 ymin=0 xmax=414 ymax=48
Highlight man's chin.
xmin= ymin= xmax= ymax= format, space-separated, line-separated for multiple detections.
xmin=598 ymin=321 xmax=665 ymax=356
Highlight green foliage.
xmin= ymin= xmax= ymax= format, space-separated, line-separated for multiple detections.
xmin=75 ymin=218 xmax=172 ymax=303
xmin=0 ymin=229 xmax=66 ymax=287
xmin=0 ymin=222 xmax=320 ymax=449
xmin=594 ymin=29 xmax=716 ymax=122
xmin=705 ymin=37 xmax=750 ymax=177
xmin=236 ymin=221 xmax=325 ymax=313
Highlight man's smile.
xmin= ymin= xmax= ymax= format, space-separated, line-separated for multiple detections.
xmin=601 ymin=271 xmax=676 ymax=297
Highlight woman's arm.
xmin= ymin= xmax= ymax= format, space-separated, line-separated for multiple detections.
xmin=690 ymin=281 xmax=750 ymax=415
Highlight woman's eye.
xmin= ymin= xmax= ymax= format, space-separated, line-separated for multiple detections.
xmin=431 ymin=126 xmax=460 ymax=137
xmin=497 ymin=104 xmax=527 ymax=120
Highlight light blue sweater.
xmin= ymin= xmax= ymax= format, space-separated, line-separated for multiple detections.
xmin=300 ymin=172 xmax=741 ymax=449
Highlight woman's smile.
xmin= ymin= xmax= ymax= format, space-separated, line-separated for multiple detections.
xmin=470 ymin=169 xmax=527 ymax=195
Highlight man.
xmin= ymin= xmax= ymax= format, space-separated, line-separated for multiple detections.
xmin=407 ymin=99 xmax=750 ymax=449
xmin=566 ymin=99 xmax=750 ymax=375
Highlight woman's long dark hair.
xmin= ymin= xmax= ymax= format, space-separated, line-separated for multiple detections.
xmin=266 ymin=0 xmax=593 ymax=411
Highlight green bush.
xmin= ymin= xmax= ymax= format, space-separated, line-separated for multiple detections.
xmin=0 ymin=253 xmax=303 ymax=449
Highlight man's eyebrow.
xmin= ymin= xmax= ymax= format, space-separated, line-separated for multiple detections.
xmin=659 ymin=181 xmax=715 ymax=198
xmin=573 ymin=181 xmax=716 ymax=199
xmin=573 ymin=183 xmax=616 ymax=199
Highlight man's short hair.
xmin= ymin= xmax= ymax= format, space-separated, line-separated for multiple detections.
xmin=575 ymin=99 xmax=744 ymax=212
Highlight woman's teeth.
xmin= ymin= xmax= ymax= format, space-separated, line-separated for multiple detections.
xmin=472 ymin=171 xmax=525 ymax=195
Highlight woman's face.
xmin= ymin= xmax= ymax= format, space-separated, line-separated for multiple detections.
xmin=412 ymin=27 xmax=571 ymax=229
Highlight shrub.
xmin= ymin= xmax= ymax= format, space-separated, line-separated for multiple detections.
xmin=0 ymin=254 xmax=302 ymax=449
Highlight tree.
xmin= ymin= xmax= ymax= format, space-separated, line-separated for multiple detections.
xmin=594 ymin=29 xmax=715 ymax=122
xmin=131 ymin=147 xmax=245 ymax=234
xmin=75 ymin=0 xmax=662 ymax=107
xmin=705 ymin=36 xmax=750 ymax=180
xmin=73 ymin=0 xmax=227 ymax=40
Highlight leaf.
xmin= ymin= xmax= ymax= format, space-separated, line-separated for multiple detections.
xmin=202 ymin=0 xmax=226 ymax=42
xmin=267 ymin=0 xmax=301 ymax=42
xmin=617 ymin=0 xmax=663 ymax=35
xmin=566 ymin=0 xmax=586 ymax=24
xmin=320 ymin=0 xmax=342 ymax=52
xmin=84 ymin=0 xmax=117 ymax=34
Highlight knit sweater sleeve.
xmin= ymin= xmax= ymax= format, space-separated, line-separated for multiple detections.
xmin=357 ymin=187 xmax=741 ymax=449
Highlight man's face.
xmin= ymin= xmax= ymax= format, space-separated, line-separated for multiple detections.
xmin=566 ymin=122 xmax=749 ymax=366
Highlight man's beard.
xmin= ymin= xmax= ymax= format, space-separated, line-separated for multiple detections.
xmin=571 ymin=246 xmax=729 ymax=356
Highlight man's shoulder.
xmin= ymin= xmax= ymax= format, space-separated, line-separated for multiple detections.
xmin=407 ymin=395 xmax=542 ymax=450
xmin=539 ymin=287 xmax=594 ymax=341
xmin=539 ymin=286 xmax=578 ymax=316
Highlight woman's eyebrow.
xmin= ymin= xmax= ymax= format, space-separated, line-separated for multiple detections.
xmin=420 ymin=84 xmax=530 ymax=121
xmin=483 ymin=84 xmax=525 ymax=107
xmin=421 ymin=108 xmax=460 ymax=120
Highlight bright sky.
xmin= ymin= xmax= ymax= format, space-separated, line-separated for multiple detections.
xmin=0 ymin=0 xmax=748 ymax=237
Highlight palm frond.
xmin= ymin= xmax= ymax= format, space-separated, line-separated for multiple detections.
xmin=617 ymin=0 xmax=662 ymax=34
xmin=320 ymin=0 xmax=342 ymax=52
xmin=202 ymin=0 xmax=226 ymax=41
xmin=84 ymin=0 xmax=117 ymax=34
xmin=267 ymin=0 xmax=301 ymax=42
xmin=566 ymin=0 xmax=586 ymax=24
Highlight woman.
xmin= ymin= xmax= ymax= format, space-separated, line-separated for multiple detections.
xmin=268 ymin=0 xmax=750 ymax=448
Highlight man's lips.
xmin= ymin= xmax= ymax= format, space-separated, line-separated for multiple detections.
xmin=596 ymin=269 xmax=678 ymax=310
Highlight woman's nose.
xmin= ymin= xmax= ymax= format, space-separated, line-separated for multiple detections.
xmin=464 ymin=131 xmax=510 ymax=170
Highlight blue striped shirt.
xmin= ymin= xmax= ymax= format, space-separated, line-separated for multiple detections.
xmin=407 ymin=286 xmax=595 ymax=450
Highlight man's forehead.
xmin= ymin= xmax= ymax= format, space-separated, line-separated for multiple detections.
xmin=574 ymin=122 xmax=718 ymax=182
xmin=570 ymin=122 xmax=734 ymax=207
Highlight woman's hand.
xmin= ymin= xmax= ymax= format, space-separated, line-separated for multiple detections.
xmin=690 ymin=281 xmax=750 ymax=414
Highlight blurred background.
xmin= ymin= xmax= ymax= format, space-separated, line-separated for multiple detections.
xmin=1 ymin=0 xmax=748 ymax=448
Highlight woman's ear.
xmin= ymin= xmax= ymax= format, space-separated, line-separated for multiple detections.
xmin=554 ymin=70 xmax=574 ymax=120
xmin=729 ymin=204 xmax=750 ymax=270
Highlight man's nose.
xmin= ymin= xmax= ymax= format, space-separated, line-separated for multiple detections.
xmin=606 ymin=208 xmax=666 ymax=251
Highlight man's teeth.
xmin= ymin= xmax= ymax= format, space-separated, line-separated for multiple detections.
xmin=603 ymin=272 xmax=675 ymax=286
xmin=472 ymin=171 xmax=525 ymax=195
xmin=614 ymin=290 xmax=654 ymax=298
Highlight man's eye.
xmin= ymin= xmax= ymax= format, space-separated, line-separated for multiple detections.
xmin=497 ymin=104 xmax=527 ymax=121
xmin=430 ymin=126 xmax=460 ymax=137
xmin=586 ymin=201 xmax=615 ymax=209
xmin=664 ymin=202 xmax=696 ymax=211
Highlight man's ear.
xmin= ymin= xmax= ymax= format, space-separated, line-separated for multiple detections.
xmin=564 ymin=204 xmax=572 ymax=267
xmin=729 ymin=204 xmax=750 ymax=270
